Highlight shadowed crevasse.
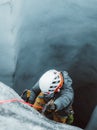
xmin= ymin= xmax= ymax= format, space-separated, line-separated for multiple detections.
xmin=69 ymin=43 xmax=97 ymax=128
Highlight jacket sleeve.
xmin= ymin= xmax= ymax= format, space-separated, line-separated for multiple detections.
xmin=54 ymin=71 xmax=74 ymax=111
xmin=29 ymin=81 xmax=41 ymax=104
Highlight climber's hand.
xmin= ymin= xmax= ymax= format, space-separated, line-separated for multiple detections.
xmin=46 ymin=103 xmax=56 ymax=111
xmin=21 ymin=89 xmax=31 ymax=102
xmin=42 ymin=100 xmax=56 ymax=114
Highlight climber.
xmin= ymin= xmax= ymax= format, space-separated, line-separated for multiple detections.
xmin=21 ymin=69 xmax=74 ymax=124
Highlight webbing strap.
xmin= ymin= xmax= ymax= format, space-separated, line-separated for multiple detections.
xmin=0 ymin=98 xmax=43 ymax=109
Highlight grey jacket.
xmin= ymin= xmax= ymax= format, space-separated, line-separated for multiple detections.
xmin=29 ymin=71 xmax=74 ymax=111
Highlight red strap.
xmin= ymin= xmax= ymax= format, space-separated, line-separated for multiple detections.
xmin=0 ymin=98 xmax=43 ymax=109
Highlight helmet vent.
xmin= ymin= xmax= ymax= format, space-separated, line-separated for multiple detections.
xmin=52 ymin=81 xmax=56 ymax=84
xmin=50 ymin=86 xmax=56 ymax=88
xmin=49 ymin=90 xmax=54 ymax=92
xmin=54 ymin=72 xmax=57 ymax=74
xmin=57 ymin=80 xmax=60 ymax=83
xmin=54 ymin=76 xmax=59 ymax=79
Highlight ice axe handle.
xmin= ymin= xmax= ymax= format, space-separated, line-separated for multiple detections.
xmin=41 ymin=100 xmax=54 ymax=114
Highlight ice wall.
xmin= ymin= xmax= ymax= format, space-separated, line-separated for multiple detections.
xmin=0 ymin=0 xmax=22 ymax=86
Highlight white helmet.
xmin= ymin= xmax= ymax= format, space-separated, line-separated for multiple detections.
xmin=39 ymin=69 xmax=64 ymax=94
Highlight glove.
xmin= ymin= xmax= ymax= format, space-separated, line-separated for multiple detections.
xmin=21 ymin=89 xmax=31 ymax=102
xmin=43 ymin=99 xmax=57 ymax=112
xmin=46 ymin=103 xmax=56 ymax=111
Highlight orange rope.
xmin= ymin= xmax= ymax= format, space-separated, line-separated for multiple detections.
xmin=0 ymin=98 xmax=43 ymax=109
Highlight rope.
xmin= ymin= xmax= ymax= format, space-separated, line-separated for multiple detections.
xmin=0 ymin=98 xmax=43 ymax=109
